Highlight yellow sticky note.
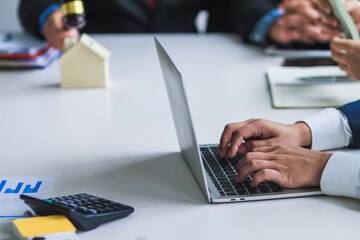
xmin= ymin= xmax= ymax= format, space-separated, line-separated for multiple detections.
xmin=12 ymin=215 xmax=76 ymax=238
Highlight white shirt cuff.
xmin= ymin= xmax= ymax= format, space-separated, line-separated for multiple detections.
xmin=320 ymin=152 xmax=360 ymax=199
xmin=302 ymin=108 xmax=352 ymax=151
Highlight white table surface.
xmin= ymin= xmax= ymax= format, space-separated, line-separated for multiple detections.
xmin=1 ymin=34 xmax=359 ymax=240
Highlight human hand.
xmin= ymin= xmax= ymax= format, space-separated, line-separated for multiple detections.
xmin=317 ymin=0 xmax=360 ymax=31
xmin=269 ymin=0 xmax=340 ymax=44
xmin=43 ymin=8 xmax=79 ymax=50
xmin=345 ymin=0 xmax=360 ymax=31
xmin=235 ymin=146 xmax=332 ymax=188
xmin=331 ymin=36 xmax=360 ymax=80
xmin=218 ymin=119 xmax=312 ymax=158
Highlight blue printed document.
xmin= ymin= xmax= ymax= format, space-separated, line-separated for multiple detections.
xmin=0 ymin=177 xmax=54 ymax=219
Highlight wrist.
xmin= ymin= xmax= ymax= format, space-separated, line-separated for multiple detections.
xmin=294 ymin=122 xmax=312 ymax=148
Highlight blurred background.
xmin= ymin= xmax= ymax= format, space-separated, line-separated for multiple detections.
xmin=0 ymin=1 xmax=208 ymax=33
xmin=0 ymin=1 xmax=22 ymax=31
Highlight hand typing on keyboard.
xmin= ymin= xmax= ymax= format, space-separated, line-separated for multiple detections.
xmin=218 ymin=119 xmax=311 ymax=158
xmin=218 ymin=119 xmax=332 ymax=189
xmin=234 ymin=146 xmax=332 ymax=188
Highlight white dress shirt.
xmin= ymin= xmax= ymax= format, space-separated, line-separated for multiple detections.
xmin=303 ymin=108 xmax=360 ymax=199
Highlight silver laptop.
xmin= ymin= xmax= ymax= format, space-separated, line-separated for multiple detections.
xmin=154 ymin=37 xmax=322 ymax=203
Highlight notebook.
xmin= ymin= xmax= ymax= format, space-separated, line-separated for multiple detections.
xmin=266 ymin=66 xmax=360 ymax=109
xmin=12 ymin=215 xmax=78 ymax=240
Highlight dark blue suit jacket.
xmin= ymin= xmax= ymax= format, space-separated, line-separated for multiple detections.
xmin=19 ymin=0 xmax=241 ymax=39
xmin=339 ymin=100 xmax=360 ymax=148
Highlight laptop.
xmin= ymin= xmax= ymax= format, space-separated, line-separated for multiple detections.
xmin=154 ymin=37 xmax=322 ymax=203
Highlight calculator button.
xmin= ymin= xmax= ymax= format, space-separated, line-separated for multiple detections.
xmin=114 ymin=206 xmax=124 ymax=210
xmin=78 ymin=207 xmax=88 ymax=213
xmin=59 ymin=201 xmax=69 ymax=205
xmin=87 ymin=209 xmax=98 ymax=214
xmin=68 ymin=204 xmax=78 ymax=209
xmin=97 ymin=208 xmax=107 ymax=213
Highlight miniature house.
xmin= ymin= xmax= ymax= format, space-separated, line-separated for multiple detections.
xmin=59 ymin=34 xmax=111 ymax=88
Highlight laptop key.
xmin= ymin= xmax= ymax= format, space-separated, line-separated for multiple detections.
xmin=217 ymin=177 xmax=228 ymax=182
xmin=210 ymin=147 xmax=220 ymax=152
xmin=224 ymin=189 xmax=236 ymax=193
xmin=219 ymin=191 xmax=225 ymax=197
xmin=266 ymin=181 xmax=283 ymax=192
xmin=219 ymin=181 xmax=230 ymax=186
xmin=236 ymin=189 xmax=248 ymax=195
xmin=247 ymin=187 xmax=260 ymax=195
xmin=227 ymin=175 xmax=237 ymax=180
xmin=257 ymin=185 xmax=272 ymax=194
xmin=243 ymin=181 xmax=252 ymax=188
xmin=215 ymin=173 xmax=226 ymax=178
xmin=226 ymin=192 xmax=238 ymax=196
xmin=233 ymin=184 xmax=245 ymax=190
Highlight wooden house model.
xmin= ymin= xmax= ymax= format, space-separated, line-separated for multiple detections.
xmin=59 ymin=34 xmax=111 ymax=88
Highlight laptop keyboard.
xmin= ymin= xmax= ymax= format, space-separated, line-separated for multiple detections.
xmin=201 ymin=146 xmax=283 ymax=197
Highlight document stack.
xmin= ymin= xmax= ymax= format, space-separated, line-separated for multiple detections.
xmin=0 ymin=31 xmax=60 ymax=69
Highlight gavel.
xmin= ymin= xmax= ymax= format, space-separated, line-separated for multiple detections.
xmin=60 ymin=0 xmax=86 ymax=30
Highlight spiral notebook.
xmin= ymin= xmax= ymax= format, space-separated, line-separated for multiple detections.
xmin=266 ymin=66 xmax=360 ymax=108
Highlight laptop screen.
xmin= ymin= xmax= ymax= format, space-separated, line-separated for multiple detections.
xmin=155 ymin=37 xmax=210 ymax=201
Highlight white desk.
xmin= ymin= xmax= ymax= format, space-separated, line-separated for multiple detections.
xmin=1 ymin=34 xmax=359 ymax=240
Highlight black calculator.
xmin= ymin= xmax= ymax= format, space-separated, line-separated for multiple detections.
xmin=20 ymin=193 xmax=134 ymax=231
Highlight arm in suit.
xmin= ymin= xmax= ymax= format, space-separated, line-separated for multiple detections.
xmin=19 ymin=0 xmax=60 ymax=39
xmin=302 ymin=102 xmax=360 ymax=199
xmin=339 ymin=99 xmax=360 ymax=148
xmin=207 ymin=0 xmax=280 ymax=43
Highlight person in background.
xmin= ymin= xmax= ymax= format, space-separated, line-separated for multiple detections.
xmin=316 ymin=0 xmax=360 ymax=80
xmin=19 ymin=0 xmax=343 ymax=51
xmin=218 ymin=99 xmax=360 ymax=199
xmin=19 ymin=0 xmax=244 ymax=50
xmin=230 ymin=0 xmax=341 ymax=47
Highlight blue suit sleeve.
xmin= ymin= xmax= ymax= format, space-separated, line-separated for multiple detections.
xmin=249 ymin=9 xmax=284 ymax=45
xmin=39 ymin=4 xmax=61 ymax=36
xmin=339 ymin=99 xmax=360 ymax=148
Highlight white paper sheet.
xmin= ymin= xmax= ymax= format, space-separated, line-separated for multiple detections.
xmin=265 ymin=45 xmax=332 ymax=58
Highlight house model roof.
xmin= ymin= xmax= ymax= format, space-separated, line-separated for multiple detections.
xmin=60 ymin=33 xmax=111 ymax=60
